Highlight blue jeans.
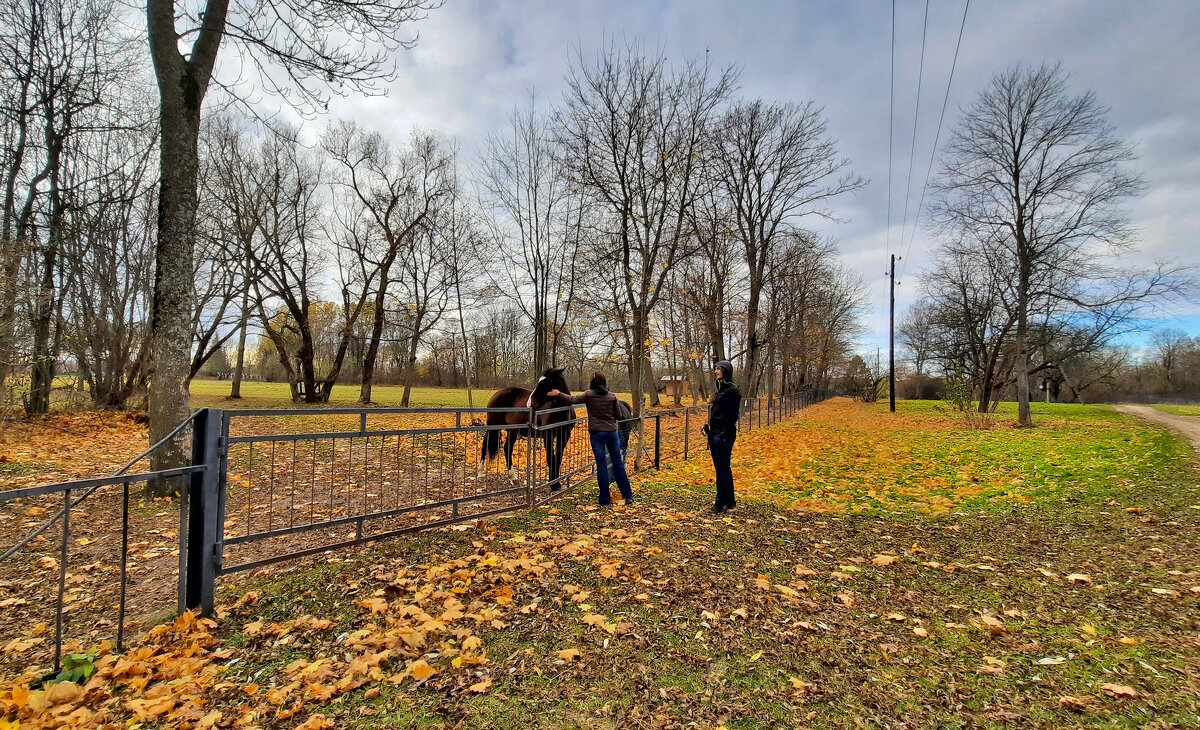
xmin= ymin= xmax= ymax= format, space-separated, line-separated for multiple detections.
xmin=590 ymin=430 xmax=633 ymax=504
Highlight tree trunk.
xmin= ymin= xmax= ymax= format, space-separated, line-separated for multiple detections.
xmin=230 ymin=287 xmax=249 ymax=398
xmin=1015 ymin=259 xmax=1033 ymax=427
xmin=359 ymin=292 xmax=389 ymax=404
xmin=743 ymin=274 xmax=764 ymax=397
xmin=401 ymin=327 xmax=420 ymax=407
xmin=146 ymin=0 xmax=229 ymax=496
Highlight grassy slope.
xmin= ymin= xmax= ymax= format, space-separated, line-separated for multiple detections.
xmin=1152 ymin=404 xmax=1200 ymax=417
xmin=220 ymin=401 xmax=1200 ymax=727
xmin=4 ymin=398 xmax=1200 ymax=728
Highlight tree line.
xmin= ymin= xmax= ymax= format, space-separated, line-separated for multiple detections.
xmin=0 ymin=1 xmax=867 ymax=431
xmin=897 ymin=63 xmax=1192 ymax=423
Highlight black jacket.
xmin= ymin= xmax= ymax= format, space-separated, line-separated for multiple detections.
xmin=707 ymin=381 xmax=742 ymax=438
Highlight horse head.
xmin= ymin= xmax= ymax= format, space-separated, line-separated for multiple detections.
xmin=535 ymin=367 xmax=569 ymax=396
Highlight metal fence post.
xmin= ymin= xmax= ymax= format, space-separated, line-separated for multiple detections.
xmin=525 ymin=408 xmax=534 ymax=506
xmin=683 ymin=407 xmax=690 ymax=459
xmin=185 ymin=408 xmax=223 ymax=616
xmin=653 ymin=414 xmax=661 ymax=469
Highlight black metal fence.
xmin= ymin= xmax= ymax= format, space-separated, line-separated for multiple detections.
xmin=0 ymin=389 xmax=833 ymax=674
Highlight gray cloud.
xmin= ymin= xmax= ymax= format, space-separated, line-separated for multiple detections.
xmin=287 ymin=0 xmax=1200 ymax=346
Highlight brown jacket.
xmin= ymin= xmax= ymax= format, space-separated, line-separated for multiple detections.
xmin=561 ymin=389 xmax=621 ymax=432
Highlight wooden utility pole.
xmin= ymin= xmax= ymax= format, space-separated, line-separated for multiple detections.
xmin=889 ymin=253 xmax=896 ymax=413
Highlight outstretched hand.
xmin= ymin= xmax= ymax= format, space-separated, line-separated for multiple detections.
xmin=547 ymin=389 xmax=562 ymax=396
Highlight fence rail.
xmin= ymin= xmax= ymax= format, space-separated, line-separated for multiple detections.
xmin=1 ymin=389 xmax=834 ymax=674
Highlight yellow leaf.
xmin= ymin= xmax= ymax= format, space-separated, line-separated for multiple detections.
xmin=749 ymin=651 xmax=763 ymax=662
xmin=871 ymin=554 xmax=899 ymax=566
xmin=468 ymin=677 xmax=492 ymax=693
xmin=1065 ymin=573 xmax=1091 ymax=584
xmin=556 ymin=648 xmax=581 ymax=662
xmin=357 ymin=597 xmax=388 ymax=615
xmin=409 ymin=659 xmax=438 ymax=681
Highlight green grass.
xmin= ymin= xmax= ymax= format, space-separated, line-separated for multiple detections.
xmin=1152 ymin=403 xmax=1200 ymax=416
xmin=187 ymin=398 xmax=1200 ymax=728
xmin=188 ymin=379 xmax=485 ymax=409
xmin=17 ymin=397 xmax=1197 ymax=729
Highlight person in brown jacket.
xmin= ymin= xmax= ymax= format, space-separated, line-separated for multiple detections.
xmin=548 ymin=372 xmax=634 ymax=506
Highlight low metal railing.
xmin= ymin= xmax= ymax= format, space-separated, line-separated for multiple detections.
xmin=1 ymin=389 xmax=836 ymax=674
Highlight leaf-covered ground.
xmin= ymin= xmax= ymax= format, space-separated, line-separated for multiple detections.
xmin=2 ymin=398 xmax=1200 ymax=728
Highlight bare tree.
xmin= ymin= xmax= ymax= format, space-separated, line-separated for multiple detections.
xmin=1150 ymin=328 xmax=1190 ymax=388
xmin=713 ymin=99 xmax=864 ymax=395
xmin=931 ymin=63 xmax=1169 ymax=427
xmin=144 ymin=0 xmax=440 ymax=482
xmin=556 ymin=43 xmax=735 ymax=435
xmin=478 ymin=98 xmax=584 ymax=378
xmin=323 ymin=121 xmax=452 ymax=403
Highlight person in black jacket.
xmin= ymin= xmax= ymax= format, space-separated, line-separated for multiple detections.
xmin=703 ymin=360 xmax=741 ymax=514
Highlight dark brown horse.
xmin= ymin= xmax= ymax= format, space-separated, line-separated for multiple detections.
xmin=481 ymin=367 xmax=574 ymax=490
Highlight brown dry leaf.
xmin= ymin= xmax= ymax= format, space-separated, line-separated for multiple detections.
xmin=885 ymin=613 xmax=906 ymax=622
xmin=871 ymin=554 xmax=899 ymax=566
xmin=1066 ymin=573 xmax=1091 ymax=584
xmin=1059 ymin=695 xmax=1090 ymax=711
xmin=912 ymin=627 xmax=928 ymax=637
xmin=555 ymin=648 xmax=581 ymax=662
xmin=834 ymin=593 xmax=854 ymax=607
xmin=1098 ymin=683 xmax=1138 ymax=698
xmin=235 ymin=591 xmax=260 ymax=607
xmin=1150 ymin=588 xmax=1180 ymax=597
xmin=44 ymin=682 xmax=82 ymax=705
xmin=598 ymin=562 xmax=620 ymax=579
xmin=468 ymin=677 xmax=493 ymax=693
xmin=793 ymin=564 xmax=816 ymax=577
xmin=295 ymin=714 xmax=335 ymax=730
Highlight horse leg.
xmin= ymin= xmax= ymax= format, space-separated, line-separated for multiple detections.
xmin=546 ymin=433 xmax=560 ymax=491
xmin=504 ymin=430 xmax=519 ymax=484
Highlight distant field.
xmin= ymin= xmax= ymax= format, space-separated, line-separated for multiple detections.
xmin=1152 ymin=403 xmax=1200 ymax=417
xmin=188 ymin=378 xmax=703 ymax=410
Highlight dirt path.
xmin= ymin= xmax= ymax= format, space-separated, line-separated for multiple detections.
xmin=1114 ymin=403 xmax=1200 ymax=452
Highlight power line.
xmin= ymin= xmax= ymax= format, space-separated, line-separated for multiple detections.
xmin=898 ymin=0 xmax=971 ymax=284
xmin=885 ymin=0 xmax=896 ymax=267
xmin=898 ymin=0 xmax=930 ymax=270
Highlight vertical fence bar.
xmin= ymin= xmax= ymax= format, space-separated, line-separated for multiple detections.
xmin=683 ymin=407 xmax=690 ymax=459
xmin=525 ymin=410 xmax=534 ymax=506
xmin=53 ymin=488 xmax=70 ymax=673
xmin=653 ymin=415 xmax=661 ymax=470
xmin=117 ymin=480 xmax=130 ymax=651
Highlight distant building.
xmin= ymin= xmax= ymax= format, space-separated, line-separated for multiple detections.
xmin=659 ymin=374 xmax=691 ymax=398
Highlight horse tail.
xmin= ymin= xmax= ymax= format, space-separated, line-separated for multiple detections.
xmin=482 ymin=427 xmax=501 ymax=461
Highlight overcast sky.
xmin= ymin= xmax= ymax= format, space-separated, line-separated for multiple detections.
xmin=237 ymin=0 xmax=1200 ymax=353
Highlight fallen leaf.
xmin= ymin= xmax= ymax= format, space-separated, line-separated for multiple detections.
xmin=1066 ymin=573 xmax=1091 ymax=584
xmin=1099 ymin=682 xmax=1138 ymax=698
xmin=468 ymin=677 xmax=493 ymax=693
xmin=871 ymin=554 xmax=899 ymax=566
xmin=555 ymin=648 xmax=581 ymax=662
xmin=409 ymin=660 xmax=438 ymax=681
